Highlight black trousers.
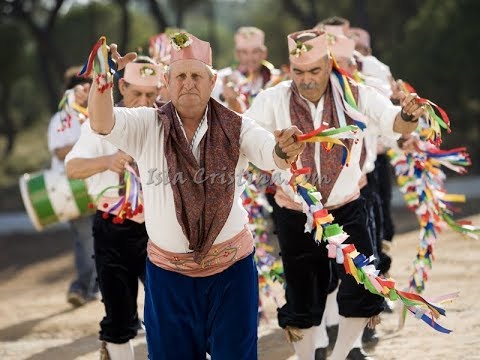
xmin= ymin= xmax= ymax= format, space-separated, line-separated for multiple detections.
xmin=364 ymin=158 xmax=394 ymax=274
xmin=272 ymin=202 xmax=330 ymax=329
xmin=93 ymin=210 xmax=148 ymax=344
xmin=363 ymin=174 xmax=382 ymax=259
xmin=373 ymin=154 xmax=395 ymax=241
xmin=273 ymin=197 xmax=384 ymax=329
xmin=330 ymin=197 xmax=385 ymax=318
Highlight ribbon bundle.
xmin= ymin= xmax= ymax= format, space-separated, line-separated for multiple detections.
xmin=287 ymin=114 xmax=457 ymax=333
xmin=295 ymin=123 xmax=360 ymax=167
xmin=389 ymin=140 xmax=478 ymax=295
xmin=241 ymin=168 xmax=284 ymax=294
xmin=56 ymin=89 xmax=89 ymax=132
xmin=79 ymin=36 xmax=117 ymax=93
xmin=92 ymin=164 xmax=143 ymax=224
xmin=289 ymin=160 xmax=455 ymax=333
xmin=398 ymin=82 xmax=450 ymax=146
xmin=329 ymin=55 xmax=367 ymax=131
xmin=382 ymin=78 xmax=479 ymax=331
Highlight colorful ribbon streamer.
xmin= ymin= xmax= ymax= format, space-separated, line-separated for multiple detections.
xmin=287 ymin=140 xmax=455 ymax=333
xmin=79 ymin=36 xmax=117 ymax=93
xmin=56 ymin=89 xmax=89 ymax=132
xmin=398 ymin=81 xmax=450 ymax=146
xmin=294 ymin=124 xmax=360 ymax=167
xmin=389 ymin=140 xmax=478 ymax=296
xmin=92 ymin=164 xmax=143 ymax=224
xmin=329 ymin=54 xmax=367 ymax=131
xmin=241 ymin=165 xmax=285 ymax=295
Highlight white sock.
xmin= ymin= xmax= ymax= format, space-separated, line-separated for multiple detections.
xmin=105 ymin=341 xmax=135 ymax=360
xmin=325 ymin=288 xmax=339 ymax=327
xmin=315 ymin=314 xmax=329 ymax=349
xmin=292 ymin=327 xmax=316 ymax=360
xmin=329 ymin=316 xmax=368 ymax=360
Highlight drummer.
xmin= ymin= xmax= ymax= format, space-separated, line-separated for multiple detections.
xmin=65 ymin=56 xmax=163 ymax=360
xmin=47 ymin=66 xmax=98 ymax=307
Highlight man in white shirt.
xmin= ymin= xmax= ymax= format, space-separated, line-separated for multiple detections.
xmin=212 ymin=26 xmax=278 ymax=113
xmin=349 ymin=27 xmax=393 ymax=99
xmin=66 ymin=57 xmax=162 ymax=360
xmin=245 ymin=29 xmax=423 ymax=360
xmin=86 ymin=32 xmax=305 ymax=359
xmin=46 ymin=68 xmax=98 ymax=307
xmin=321 ymin=22 xmax=396 ymax=358
xmin=310 ymin=23 xmax=376 ymax=359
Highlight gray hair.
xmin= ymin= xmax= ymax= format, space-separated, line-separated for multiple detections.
xmin=165 ymin=63 xmax=217 ymax=79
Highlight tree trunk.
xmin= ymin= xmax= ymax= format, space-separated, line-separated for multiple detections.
xmin=146 ymin=0 xmax=169 ymax=32
xmin=206 ymin=0 xmax=216 ymax=53
xmin=281 ymin=0 xmax=316 ymax=29
xmin=175 ymin=0 xmax=185 ymax=28
xmin=17 ymin=2 xmax=66 ymax=112
xmin=39 ymin=55 xmax=61 ymax=112
xmin=308 ymin=0 xmax=318 ymax=26
xmin=354 ymin=0 xmax=369 ymax=31
xmin=117 ymin=0 xmax=130 ymax=51
xmin=0 ymin=85 xmax=16 ymax=156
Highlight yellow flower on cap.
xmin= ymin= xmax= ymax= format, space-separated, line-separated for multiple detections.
xmin=124 ymin=61 xmax=162 ymax=87
xmin=290 ymin=41 xmax=313 ymax=57
xmin=140 ymin=65 xmax=156 ymax=77
xmin=170 ymin=32 xmax=193 ymax=51
xmin=287 ymin=29 xmax=329 ymax=65
xmin=169 ymin=32 xmax=213 ymax=66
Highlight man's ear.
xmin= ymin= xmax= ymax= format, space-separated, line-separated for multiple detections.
xmin=118 ymin=78 xmax=127 ymax=96
xmin=261 ymin=47 xmax=268 ymax=61
xmin=327 ymin=57 xmax=333 ymax=72
xmin=210 ymin=73 xmax=217 ymax=90
xmin=163 ymin=72 xmax=170 ymax=89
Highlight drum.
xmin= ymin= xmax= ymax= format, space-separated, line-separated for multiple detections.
xmin=19 ymin=169 xmax=94 ymax=231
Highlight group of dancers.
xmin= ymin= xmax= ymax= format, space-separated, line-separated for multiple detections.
xmin=43 ymin=14 xmax=472 ymax=360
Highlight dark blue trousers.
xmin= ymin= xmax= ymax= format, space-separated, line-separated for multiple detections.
xmin=144 ymin=253 xmax=258 ymax=360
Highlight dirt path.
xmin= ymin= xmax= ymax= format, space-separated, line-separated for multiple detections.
xmin=1 ymin=214 xmax=480 ymax=359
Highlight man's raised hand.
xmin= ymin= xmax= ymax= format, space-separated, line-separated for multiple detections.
xmin=108 ymin=43 xmax=137 ymax=71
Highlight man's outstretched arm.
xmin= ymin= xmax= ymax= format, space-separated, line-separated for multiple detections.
xmin=88 ymin=44 xmax=136 ymax=135
xmin=88 ymin=80 xmax=115 ymax=135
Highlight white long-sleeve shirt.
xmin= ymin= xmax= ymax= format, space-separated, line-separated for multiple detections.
xmin=47 ymin=111 xmax=83 ymax=172
xmin=360 ymin=54 xmax=393 ymax=98
xmin=65 ymin=120 xmax=120 ymax=198
xmin=245 ymin=77 xmax=401 ymax=207
xmin=99 ymin=104 xmax=282 ymax=253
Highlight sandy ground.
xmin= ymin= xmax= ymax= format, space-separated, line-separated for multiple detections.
xmin=1 ymin=214 xmax=480 ymax=360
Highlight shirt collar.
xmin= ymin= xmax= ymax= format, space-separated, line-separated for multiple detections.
xmin=174 ymin=105 xmax=209 ymax=126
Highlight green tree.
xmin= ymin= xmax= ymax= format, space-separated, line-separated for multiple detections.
xmin=0 ymin=22 xmax=29 ymax=156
